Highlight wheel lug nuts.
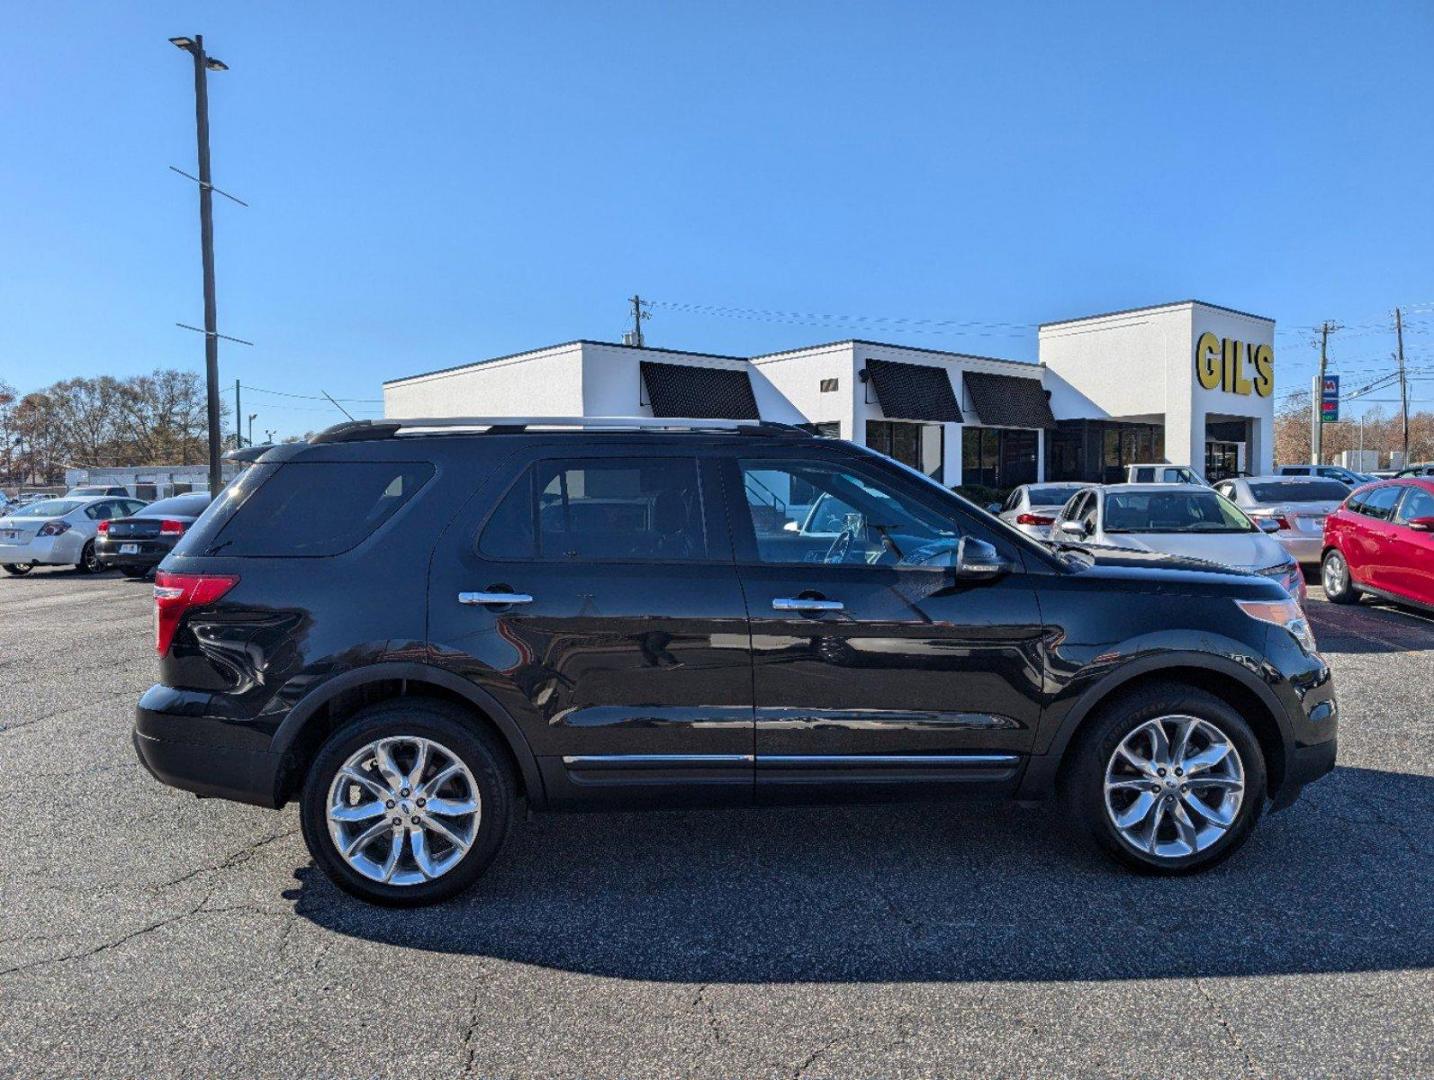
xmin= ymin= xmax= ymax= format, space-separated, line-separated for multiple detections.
xmin=400 ymin=788 xmax=410 ymax=797
xmin=385 ymin=800 xmax=395 ymax=809
xmin=1157 ymin=768 xmax=1167 ymax=777
xmin=416 ymin=798 xmax=426 ymax=807
xmin=391 ymin=816 xmax=401 ymax=825
xmin=1174 ymin=768 xmax=1184 ymax=777
xmin=410 ymin=816 xmax=420 ymax=825
xmin=1181 ymin=785 xmax=1189 ymax=793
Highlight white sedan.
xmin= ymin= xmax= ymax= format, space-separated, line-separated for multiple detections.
xmin=1049 ymin=483 xmax=1305 ymax=602
xmin=0 ymin=495 xmax=149 ymax=575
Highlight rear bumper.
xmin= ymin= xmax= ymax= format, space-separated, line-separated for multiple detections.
xmin=0 ymin=533 xmax=83 ymax=565
xmin=96 ymin=537 xmax=174 ymax=569
xmin=1275 ymin=535 xmax=1325 ymax=564
xmin=133 ymin=686 xmax=283 ymax=808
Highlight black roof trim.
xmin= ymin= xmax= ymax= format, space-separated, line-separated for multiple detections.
xmin=640 ymin=361 xmax=760 ymax=420
xmin=384 ymin=339 xmax=751 ymax=386
xmin=864 ymin=358 xmax=964 ymax=423
xmin=753 ymin=337 xmax=1037 ymax=368
xmin=1039 ymin=300 xmax=1275 ymax=329
xmin=963 ymin=371 xmax=1058 ymax=430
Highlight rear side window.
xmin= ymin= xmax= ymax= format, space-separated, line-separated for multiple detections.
xmin=188 ymin=461 xmax=433 ymax=557
xmin=480 ymin=457 xmax=707 ymax=562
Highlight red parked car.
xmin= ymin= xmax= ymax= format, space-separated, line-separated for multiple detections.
xmin=1321 ymin=478 xmax=1434 ymax=613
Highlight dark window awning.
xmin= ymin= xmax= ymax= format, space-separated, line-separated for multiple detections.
xmin=863 ymin=358 xmax=963 ymax=422
xmin=962 ymin=371 xmax=1057 ymax=429
xmin=640 ymin=361 xmax=760 ymax=420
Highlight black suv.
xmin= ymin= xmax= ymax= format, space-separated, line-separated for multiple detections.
xmin=133 ymin=418 xmax=1337 ymax=905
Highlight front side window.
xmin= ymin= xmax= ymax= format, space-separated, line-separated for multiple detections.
xmin=1102 ymin=490 xmax=1255 ymax=534
xmin=1359 ymin=485 xmax=1403 ymax=522
xmin=481 ymin=457 xmax=707 ymax=562
xmin=740 ymin=458 xmax=962 ymax=568
xmin=1396 ymin=486 xmax=1434 ymax=524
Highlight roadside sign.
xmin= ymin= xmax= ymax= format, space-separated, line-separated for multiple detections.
xmin=1321 ymin=375 xmax=1340 ymax=423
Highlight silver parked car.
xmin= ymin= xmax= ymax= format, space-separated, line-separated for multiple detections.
xmin=1051 ymin=483 xmax=1305 ymax=601
xmin=0 ymin=495 xmax=148 ymax=575
xmin=994 ymin=483 xmax=1088 ymax=539
xmin=1213 ymin=475 xmax=1348 ymax=565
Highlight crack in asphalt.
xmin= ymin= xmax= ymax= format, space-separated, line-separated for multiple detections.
xmin=156 ymin=827 xmax=303 ymax=889
xmin=791 ymin=1033 xmax=844 ymax=1079
xmin=1194 ymin=977 xmax=1265 ymax=1079
xmin=0 ymin=688 xmax=143 ymax=735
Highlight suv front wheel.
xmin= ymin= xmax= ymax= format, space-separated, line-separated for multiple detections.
xmin=1062 ymin=684 xmax=1266 ymax=874
xmin=300 ymin=699 xmax=516 ymax=906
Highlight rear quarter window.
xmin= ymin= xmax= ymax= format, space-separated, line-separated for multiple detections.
xmin=175 ymin=461 xmax=434 ymax=557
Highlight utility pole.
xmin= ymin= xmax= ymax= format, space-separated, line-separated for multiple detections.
xmin=234 ymin=378 xmax=242 ymax=448
xmin=1311 ymin=321 xmax=1338 ymax=465
xmin=1395 ymin=307 xmax=1409 ymax=467
xmin=627 ymin=294 xmax=649 ymax=348
xmin=248 ymin=413 xmax=257 ymax=447
xmin=171 ymin=34 xmax=229 ymax=493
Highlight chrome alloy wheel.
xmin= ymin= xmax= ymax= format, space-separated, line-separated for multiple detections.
xmin=325 ymin=736 xmax=481 ymax=886
xmin=1322 ymin=551 xmax=1348 ymax=595
xmin=1103 ymin=715 xmax=1245 ymax=860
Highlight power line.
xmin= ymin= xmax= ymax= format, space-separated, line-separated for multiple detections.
xmin=240 ymin=383 xmax=382 ymax=403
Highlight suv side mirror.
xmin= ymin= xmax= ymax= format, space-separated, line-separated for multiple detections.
xmin=1057 ymin=519 xmax=1087 ymax=538
xmin=955 ymin=536 xmax=1012 ymax=580
xmin=1407 ymin=516 xmax=1434 ymax=532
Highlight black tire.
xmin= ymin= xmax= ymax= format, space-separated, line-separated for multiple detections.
xmin=2 ymin=563 xmax=33 ymax=576
xmin=1060 ymin=683 xmax=1266 ymax=875
xmin=75 ymin=541 xmax=101 ymax=574
xmin=119 ymin=566 xmax=148 ymax=579
xmin=1321 ymin=548 xmax=1360 ymax=605
xmin=299 ymin=698 xmax=516 ymax=906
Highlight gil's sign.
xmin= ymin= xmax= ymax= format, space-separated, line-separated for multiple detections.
xmin=1195 ymin=332 xmax=1274 ymax=397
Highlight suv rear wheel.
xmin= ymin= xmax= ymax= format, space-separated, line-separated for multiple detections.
xmin=1321 ymin=548 xmax=1360 ymax=604
xmin=1062 ymin=684 xmax=1265 ymax=874
xmin=299 ymin=699 xmax=515 ymax=906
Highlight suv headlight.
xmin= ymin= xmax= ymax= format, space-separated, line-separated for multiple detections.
xmin=1236 ymin=598 xmax=1318 ymax=654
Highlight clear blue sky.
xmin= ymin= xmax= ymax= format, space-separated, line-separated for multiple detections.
xmin=2 ymin=2 xmax=1431 ymax=437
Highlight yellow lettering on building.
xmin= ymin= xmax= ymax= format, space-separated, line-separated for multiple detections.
xmin=1252 ymin=343 xmax=1274 ymax=397
xmin=1195 ymin=332 xmax=1222 ymax=390
xmin=1194 ymin=333 xmax=1274 ymax=397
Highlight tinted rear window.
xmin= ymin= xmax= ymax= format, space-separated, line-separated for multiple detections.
xmin=1248 ymin=480 xmax=1348 ymax=502
xmin=1027 ymin=485 xmax=1084 ymax=506
xmin=137 ymin=494 xmax=212 ymax=517
xmin=182 ymin=461 xmax=433 ymax=557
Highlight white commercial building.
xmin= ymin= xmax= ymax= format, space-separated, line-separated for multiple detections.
xmin=383 ymin=300 xmax=1276 ymax=488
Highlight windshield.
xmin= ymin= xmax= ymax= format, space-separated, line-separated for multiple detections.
xmin=1248 ymin=480 xmax=1347 ymax=502
xmin=1027 ymin=485 xmax=1084 ymax=507
xmin=1104 ymin=490 xmax=1255 ymax=533
xmin=8 ymin=498 xmax=85 ymax=518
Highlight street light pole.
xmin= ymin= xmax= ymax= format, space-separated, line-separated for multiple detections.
xmin=171 ymin=34 xmax=227 ymax=493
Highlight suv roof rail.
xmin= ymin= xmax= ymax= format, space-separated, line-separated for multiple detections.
xmin=308 ymin=416 xmax=814 ymax=444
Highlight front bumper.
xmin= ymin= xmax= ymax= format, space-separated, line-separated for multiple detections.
xmin=133 ymin=685 xmax=283 ymax=807
xmin=0 ymin=533 xmax=83 ymax=566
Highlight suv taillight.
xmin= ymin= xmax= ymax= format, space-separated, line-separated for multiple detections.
xmin=154 ymin=571 xmax=239 ymax=656
xmin=159 ymin=519 xmax=186 ymax=535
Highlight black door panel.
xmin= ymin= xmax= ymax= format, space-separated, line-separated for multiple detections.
xmin=427 ymin=449 xmax=755 ymax=807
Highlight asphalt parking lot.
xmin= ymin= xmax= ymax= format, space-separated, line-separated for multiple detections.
xmin=1 ymin=569 xmax=1430 ymax=1079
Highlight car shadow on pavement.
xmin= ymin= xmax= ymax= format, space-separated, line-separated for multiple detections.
xmin=285 ymin=763 xmax=1431 ymax=983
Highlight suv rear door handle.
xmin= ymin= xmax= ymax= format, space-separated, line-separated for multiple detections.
xmin=459 ymin=591 xmax=534 ymax=606
xmin=772 ymin=596 xmax=844 ymax=612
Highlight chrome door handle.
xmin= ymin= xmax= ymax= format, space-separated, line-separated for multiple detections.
xmin=458 ymin=591 xmax=534 ymax=606
xmin=772 ymin=596 xmax=843 ymax=612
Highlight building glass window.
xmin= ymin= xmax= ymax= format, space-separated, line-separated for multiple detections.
xmin=865 ymin=420 xmax=944 ymax=483
xmin=962 ymin=427 xmax=1037 ymax=489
